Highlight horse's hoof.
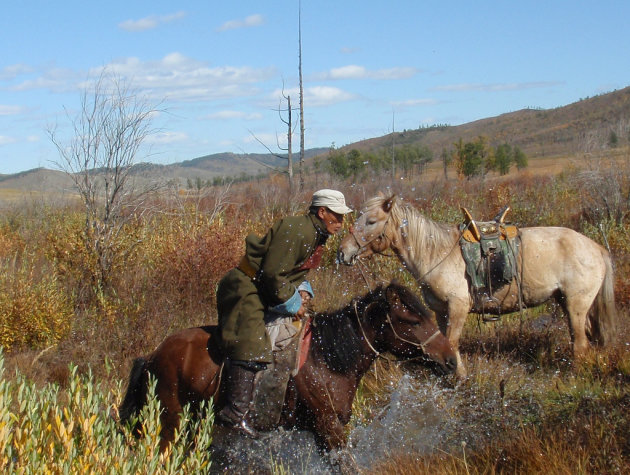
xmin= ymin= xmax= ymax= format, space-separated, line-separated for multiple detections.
xmin=482 ymin=315 xmax=500 ymax=322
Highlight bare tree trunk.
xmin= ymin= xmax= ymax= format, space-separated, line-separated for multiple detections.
xmin=298 ymin=1 xmax=305 ymax=192
xmin=391 ymin=111 xmax=396 ymax=185
xmin=287 ymin=95 xmax=294 ymax=193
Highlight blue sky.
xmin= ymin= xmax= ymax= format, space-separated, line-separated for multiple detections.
xmin=1 ymin=1 xmax=628 ymax=175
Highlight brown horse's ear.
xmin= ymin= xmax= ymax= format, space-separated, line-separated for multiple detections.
xmin=385 ymin=285 xmax=401 ymax=306
xmin=383 ymin=195 xmax=396 ymax=213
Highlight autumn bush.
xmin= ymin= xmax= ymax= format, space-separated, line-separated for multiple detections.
xmin=0 ymin=350 xmax=214 ymax=473
xmin=1 ymin=157 xmax=630 ymax=472
xmin=0 ymin=254 xmax=73 ymax=350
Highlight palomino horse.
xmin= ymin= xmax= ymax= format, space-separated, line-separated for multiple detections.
xmin=118 ymin=281 xmax=456 ymax=453
xmin=337 ymin=195 xmax=617 ymax=378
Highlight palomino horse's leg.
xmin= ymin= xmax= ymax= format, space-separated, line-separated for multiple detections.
xmin=444 ymin=300 xmax=470 ymax=378
xmin=563 ymin=292 xmax=598 ymax=358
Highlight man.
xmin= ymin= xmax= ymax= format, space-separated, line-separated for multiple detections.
xmin=215 ymin=189 xmax=352 ymax=437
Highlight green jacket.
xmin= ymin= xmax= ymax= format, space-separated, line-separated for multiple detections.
xmin=217 ymin=213 xmax=329 ymax=362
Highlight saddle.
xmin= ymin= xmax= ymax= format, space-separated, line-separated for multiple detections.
xmin=458 ymin=206 xmax=520 ymax=319
xmin=460 ymin=206 xmax=518 ymax=243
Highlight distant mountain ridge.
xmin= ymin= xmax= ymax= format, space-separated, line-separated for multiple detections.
xmin=1 ymin=86 xmax=629 ymax=192
xmin=341 ymin=86 xmax=630 ymax=159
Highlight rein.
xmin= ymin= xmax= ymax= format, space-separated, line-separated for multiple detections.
xmin=353 ymin=300 xmax=389 ymax=360
xmin=352 ymin=298 xmax=441 ymax=359
xmin=385 ymin=313 xmax=442 ymax=353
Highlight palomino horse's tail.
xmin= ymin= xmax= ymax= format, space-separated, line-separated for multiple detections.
xmin=118 ymin=357 xmax=149 ymax=430
xmin=588 ymin=251 xmax=617 ymax=346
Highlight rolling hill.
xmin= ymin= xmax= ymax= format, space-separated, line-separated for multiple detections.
xmin=339 ymin=86 xmax=630 ymax=159
xmin=1 ymin=86 xmax=628 ymax=195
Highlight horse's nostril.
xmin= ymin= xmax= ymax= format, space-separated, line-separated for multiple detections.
xmin=446 ymin=356 xmax=457 ymax=372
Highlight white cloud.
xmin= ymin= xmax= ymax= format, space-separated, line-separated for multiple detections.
xmin=217 ymin=14 xmax=264 ymax=32
xmin=119 ymin=11 xmax=186 ymax=32
xmin=205 ymin=110 xmax=262 ymax=120
xmin=0 ymin=64 xmax=34 ymax=81
xmin=27 ymin=135 xmax=39 ymax=142
xmin=305 ymin=86 xmax=356 ymax=106
xmin=432 ymin=81 xmax=563 ymax=92
xmin=340 ymin=46 xmax=360 ymax=55
xmin=86 ymin=54 xmax=276 ymax=102
xmin=315 ymin=65 xmax=418 ymax=81
xmin=0 ymin=105 xmax=26 ymax=115
xmin=147 ymin=131 xmax=188 ymax=144
xmin=8 ymin=52 xmax=275 ymax=103
xmin=391 ymin=98 xmax=439 ymax=107
xmin=270 ymin=85 xmax=356 ymax=107
xmin=11 ymin=67 xmax=79 ymax=93
xmin=0 ymin=135 xmax=17 ymax=145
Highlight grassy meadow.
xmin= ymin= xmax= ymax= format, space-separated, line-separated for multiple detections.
xmin=1 ymin=151 xmax=630 ymax=473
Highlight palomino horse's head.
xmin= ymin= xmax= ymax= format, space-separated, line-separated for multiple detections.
xmin=368 ymin=282 xmax=456 ymax=374
xmin=337 ymin=194 xmax=396 ymax=265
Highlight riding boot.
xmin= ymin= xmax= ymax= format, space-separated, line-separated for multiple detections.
xmin=216 ymin=359 xmax=264 ymax=438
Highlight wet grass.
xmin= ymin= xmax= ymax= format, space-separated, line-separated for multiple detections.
xmin=358 ymin=310 xmax=630 ymax=474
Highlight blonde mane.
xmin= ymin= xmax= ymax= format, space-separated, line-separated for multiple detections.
xmin=364 ymin=195 xmax=458 ymax=266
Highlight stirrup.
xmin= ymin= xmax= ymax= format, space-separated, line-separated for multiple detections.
xmin=215 ymin=414 xmax=259 ymax=439
xmin=234 ymin=418 xmax=259 ymax=439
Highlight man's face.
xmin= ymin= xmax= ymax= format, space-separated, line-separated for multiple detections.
xmin=318 ymin=207 xmax=345 ymax=234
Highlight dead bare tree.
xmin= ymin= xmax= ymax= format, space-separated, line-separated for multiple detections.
xmin=48 ymin=71 xmax=161 ymax=292
xmin=298 ymin=0 xmax=305 ymax=191
xmin=248 ymin=85 xmax=298 ymax=193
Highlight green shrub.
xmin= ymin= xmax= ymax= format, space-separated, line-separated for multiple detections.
xmin=0 ymin=351 xmax=214 ymax=472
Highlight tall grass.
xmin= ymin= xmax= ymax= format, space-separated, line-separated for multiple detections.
xmin=0 ymin=349 xmax=213 ymax=473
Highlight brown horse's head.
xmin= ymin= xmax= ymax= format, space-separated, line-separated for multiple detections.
xmin=368 ymin=282 xmax=457 ymax=375
xmin=337 ymin=194 xmax=396 ymax=265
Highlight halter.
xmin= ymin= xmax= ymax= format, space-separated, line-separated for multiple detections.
xmin=348 ymin=212 xmax=395 ymax=260
xmin=353 ymin=298 xmax=442 ymax=359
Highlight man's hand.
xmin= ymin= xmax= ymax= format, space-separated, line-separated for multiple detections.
xmin=295 ymin=290 xmax=313 ymax=319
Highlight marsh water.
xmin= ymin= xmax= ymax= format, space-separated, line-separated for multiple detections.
xmin=209 ymin=374 xmax=463 ymax=474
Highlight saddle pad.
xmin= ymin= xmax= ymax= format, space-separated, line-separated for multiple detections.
xmin=460 ymin=235 xmax=520 ymax=291
xmin=249 ymin=318 xmax=312 ymax=430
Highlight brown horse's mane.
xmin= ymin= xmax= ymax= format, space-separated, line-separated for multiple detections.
xmin=311 ymin=297 xmax=366 ymax=374
xmin=311 ymin=282 xmax=431 ymax=373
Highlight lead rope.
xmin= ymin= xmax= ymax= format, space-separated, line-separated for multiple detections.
xmin=353 ymin=300 xmax=390 ymax=360
xmin=353 ymin=300 xmax=396 ymax=386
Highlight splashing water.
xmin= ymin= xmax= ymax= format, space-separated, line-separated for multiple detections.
xmin=210 ymin=427 xmax=332 ymax=474
xmin=209 ymin=375 xmax=455 ymax=473
xmin=348 ymin=374 xmax=451 ymax=468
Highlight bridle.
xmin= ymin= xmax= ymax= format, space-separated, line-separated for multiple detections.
xmin=347 ymin=212 xmax=395 ymax=262
xmin=353 ymin=297 xmax=442 ymax=359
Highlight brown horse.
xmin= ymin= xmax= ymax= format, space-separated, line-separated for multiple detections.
xmin=337 ymin=195 xmax=617 ymax=378
xmin=118 ymin=281 xmax=457 ymax=453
